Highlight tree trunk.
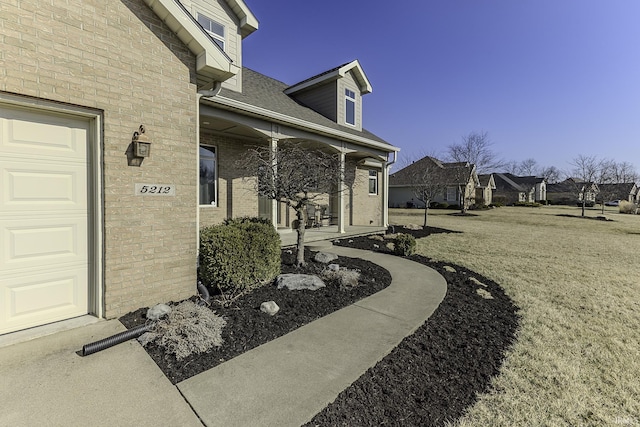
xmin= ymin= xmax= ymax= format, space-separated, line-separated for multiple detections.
xmin=581 ymin=200 xmax=586 ymax=217
xmin=295 ymin=207 xmax=306 ymax=266
xmin=423 ymin=203 xmax=429 ymax=227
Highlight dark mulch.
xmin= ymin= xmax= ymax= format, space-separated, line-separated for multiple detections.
xmin=120 ymin=226 xmax=520 ymax=426
xmin=556 ymin=213 xmax=613 ymax=221
xmin=120 ymin=249 xmax=391 ymax=384
xmin=310 ymin=227 xmax=520 ymax=426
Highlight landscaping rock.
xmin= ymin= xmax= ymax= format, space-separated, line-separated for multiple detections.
xmin=327 ymin=264 xmax=340 ymax=272
xmin=146 ymin=303 xmax=172 ymax=320
xmin=404 ymin=223 xmax=423 ymax=230
xmin=314 ymin=251 xmax=338 ymax=264
xmin=276 ymin=274 xmax=326 ymax=291
xmin=260 ymin=301 xmax=280 ymax=316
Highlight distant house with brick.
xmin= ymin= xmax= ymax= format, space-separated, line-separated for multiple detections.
xmin=547 ymin=178 xmax=599 ymax=205
xmin=0 ymin=0 xmax=399 ymax=335
xmin=492 ymin=173 xmax=547 ymax=204
xmin=596 ymin=183 xmax=638 ymax=204
xmin=388 ymin=156 xmax=479 ymax=209
xmin=476 ymin=174 xmax=496 ymax=206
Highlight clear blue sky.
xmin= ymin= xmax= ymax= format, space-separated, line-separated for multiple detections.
xmin=242 ymin=0 xmax=640 ymax=174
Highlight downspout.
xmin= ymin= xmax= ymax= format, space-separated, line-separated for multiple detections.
xmin=383 ymin=150 xmax=398 ymax=227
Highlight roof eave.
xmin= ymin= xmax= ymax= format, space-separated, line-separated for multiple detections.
xmin=284 ymin=59 xmax=373 ymax=95
xmin=224 ymin=0 xmax=259 ymax=38
xmin=203 ymin=95 xmax=399 ymax=153
xmin=144 ymin=0 xmax=238 ymax=83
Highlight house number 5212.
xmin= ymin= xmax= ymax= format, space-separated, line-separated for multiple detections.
xmin=135 ymin=183 xmax=176 ymax=196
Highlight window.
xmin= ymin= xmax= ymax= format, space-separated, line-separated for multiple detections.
xmin=446 ymin=187 xmax=456 ymax=201
xmin=368 ymin=170 xmax=378 ymax=195
xmin=197 ymin=14 xmax=225 ymax=50
xmin=199 ymin=145 xmax=217 ymax=206
xmin=345 ymin=88 xmax=356 ymax=126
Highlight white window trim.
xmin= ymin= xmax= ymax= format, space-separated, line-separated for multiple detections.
xmin=345 ymin=88 xmax=356 ymax=127
xmin=368 ymin=170 xmax=378 ymax=195
xmin=199 ymin=144 xmax=217 ymax=207
xmin=197 ymin=13 xmax=225 ymax=50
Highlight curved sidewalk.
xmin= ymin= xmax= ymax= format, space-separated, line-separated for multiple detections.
xmin=178 ymin=246 xmax=447 ymax=427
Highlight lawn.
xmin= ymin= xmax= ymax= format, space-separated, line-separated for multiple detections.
xmin=389 ymin=205 xmax=640 ymax=426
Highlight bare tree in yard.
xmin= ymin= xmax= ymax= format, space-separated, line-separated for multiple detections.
xmin=447 ymin=130 xmax=504 ymax=174
xmin=518 ymin=158 xmax=539 ymax=176
xmin=540 ymin=165 xmax=562 ymax=184
xmin=596 ymin=160 xmax=639 ymax=214
xmin=569 ymin=155 xmax=602 ymax=217
xmin=406 ymin=157 xmax=448 ymax=226
xmin=238 ymin=141 xmax=344 ymax=267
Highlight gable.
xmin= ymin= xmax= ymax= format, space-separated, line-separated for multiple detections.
xmin=283 ymin=60 xmax=371 ymax=130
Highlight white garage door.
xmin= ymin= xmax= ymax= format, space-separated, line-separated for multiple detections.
xmin=0 ymin=106 xmax=90 ymax=335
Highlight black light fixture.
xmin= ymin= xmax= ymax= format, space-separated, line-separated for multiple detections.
xmin=132 ymin=125 xmax=151 ymax=158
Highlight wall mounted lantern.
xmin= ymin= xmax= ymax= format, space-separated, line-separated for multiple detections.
xmin=132 ymin=125 xmax=151 ymax=158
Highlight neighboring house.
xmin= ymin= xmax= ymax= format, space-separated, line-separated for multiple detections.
xmin=492 ymin=173 xmax=547 ymax=204
xmin=0 ymin=0 xmax=399 ymax=335
xmin=547 ymin=178 xmax=599 ymax=205
xmin=596 ymin=183 xmax=638 ymax=204
xmin=476 ymin=174 xmax=496 ymax=206
xmin=388 ymin=156 xmax=479 ymax=208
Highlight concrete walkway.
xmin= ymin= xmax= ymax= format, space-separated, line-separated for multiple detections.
xmin=0 ymin=246 xmax=446 ymax=427
xmin=178 ymin=246 xmax=447 ymax=426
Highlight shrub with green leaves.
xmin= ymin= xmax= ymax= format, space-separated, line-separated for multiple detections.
xmin=393 ymin=233 xmax=416 ymax=256
xmin=199 ymin=217 xmax=281 ymax=299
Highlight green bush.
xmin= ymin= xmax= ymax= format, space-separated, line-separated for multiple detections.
xmin=393 ymin=233 xmax=416 ymax=256
xmin=430 ymin=202 xmax=449 ymax=209
xmin=489 ymin=202 xmax=504 ymax=208
xmin=199 ymin=217 xmax=281 ymax=300
xmin=576 ymin=200 xmax=595 ymax=207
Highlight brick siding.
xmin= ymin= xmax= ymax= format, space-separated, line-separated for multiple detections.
xmin=1 ymin=0 xmax=199 ymax=317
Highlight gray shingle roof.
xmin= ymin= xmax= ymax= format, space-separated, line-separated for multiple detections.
xmin=215 ymin=67 xmax=391 ymax=147
xmin=389 ymin=156 xmax=474 ymax=186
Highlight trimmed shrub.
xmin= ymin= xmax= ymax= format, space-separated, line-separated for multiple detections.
xmin=393 ymin=233 xmax=416 ymax=256
xmin=199 ymin=217 xmax=281 ymax=300
xmin=619 ymin=201 xmax=637 ymax=214
xmin=489 ymin=202 xmax=504 ymax=208
xmin=430 ymin=202 xmax=449 ymax=209
xmin=514 ymin=201 xmax=542 ymax=207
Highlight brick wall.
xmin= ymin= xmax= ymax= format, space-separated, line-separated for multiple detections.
xmin=350 ymin=166 xmax=383 ymax=226
xmin=1 ymin=0 xmax=199 ymax=317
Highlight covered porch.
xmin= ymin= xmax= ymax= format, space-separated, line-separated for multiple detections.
xmin=278 ymin=225 xmax=386 ymax=248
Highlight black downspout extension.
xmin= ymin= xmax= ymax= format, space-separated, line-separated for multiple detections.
xmin=80 ymin=324 xmax=150 ymax=357
xmin=80 ymin=282 xmax=211 ymax=356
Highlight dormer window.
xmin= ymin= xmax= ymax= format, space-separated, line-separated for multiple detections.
xmin=197 ymin=13 xmax=225 ymax=50
xmin=345 ymin=88 xmax=356 ymax=126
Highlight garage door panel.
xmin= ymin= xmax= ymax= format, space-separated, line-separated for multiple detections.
xmin=0 ymin=108 xmax=87 ymax=160
xmin=0 ymin=269 xmax=87 ymax=335
xmin=1 ymin=161 xmax=86 ymax=212
xmin=1 ymin=218 xmax=87 ymax=272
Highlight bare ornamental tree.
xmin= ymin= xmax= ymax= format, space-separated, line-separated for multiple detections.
xmin=238 ymin=142 xmax=348 ymax=267
xmin=447 ymin=130 xmax=504 ymax=174
xmin=569 ymin=155 xmax=602 ymax=217
xmin=406 ymin=158 xmax=448 ymax=226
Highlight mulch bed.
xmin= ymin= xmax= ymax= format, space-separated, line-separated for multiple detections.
xmin=120 ymin=226 xmax=520 ymax=426
xmin=120 ymin=250 xmax=392 ymax=384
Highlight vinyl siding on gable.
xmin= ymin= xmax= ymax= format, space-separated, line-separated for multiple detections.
xmin=339 ymin=72 xmax=362 ymax=131
xmin=292 ymin=81 xmax=338 ymax=122
xmin=183 ymin=0 xmax=243 ymax=91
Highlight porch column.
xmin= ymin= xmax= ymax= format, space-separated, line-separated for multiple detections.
xmin=338 ymin=151 xmax=346 ymax=233
xmin=382 ymin=161 xmax=389 ymax=227
xmin=269 ymin=137 xmax=278 ymax=228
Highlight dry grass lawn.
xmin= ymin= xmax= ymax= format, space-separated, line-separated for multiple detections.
xmin=389 ymin=205 xmax=640 ymax=427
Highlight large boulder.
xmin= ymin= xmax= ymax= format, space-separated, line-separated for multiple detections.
xmin=276 ymin=274 xmax=326 ymax=291
xmin=314 ymin=251 xmax=338 ymax=264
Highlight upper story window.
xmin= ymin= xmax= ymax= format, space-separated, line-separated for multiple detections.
xmin=368 ymin=170 xmax=378 ymax=195
xmin=197 ymin=13 xmax=225 ymax=50
xmin=199 ymin=145 xmax=217 ymax=206
xmin=446 ymin=186 xmax=457 ymax=201
xmin=345 ymin=88 xmax=356 ymax=126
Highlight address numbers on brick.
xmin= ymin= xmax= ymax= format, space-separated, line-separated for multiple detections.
xmin=135 ymin=183 xmax=176 ymax=196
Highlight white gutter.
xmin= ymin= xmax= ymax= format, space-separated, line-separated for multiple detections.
xmin=203 ymin=95 xmax=400 ymax=153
